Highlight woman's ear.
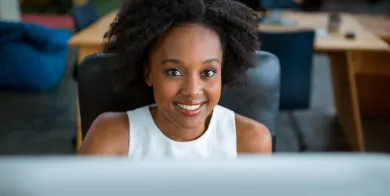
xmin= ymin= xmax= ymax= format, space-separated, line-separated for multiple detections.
xmin=144 ymin=64 xmax=152 ymax=87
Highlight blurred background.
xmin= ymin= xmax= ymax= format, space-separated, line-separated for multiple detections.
xmin=0 ymin=0 xmax=389 ymax=155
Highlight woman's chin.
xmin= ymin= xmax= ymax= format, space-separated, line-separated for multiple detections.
xmin=174 ymin=118 xmax=206 ymax=130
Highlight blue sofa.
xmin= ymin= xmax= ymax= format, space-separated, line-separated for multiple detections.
xmin=0 ymin=21 xmax=71 ymax=91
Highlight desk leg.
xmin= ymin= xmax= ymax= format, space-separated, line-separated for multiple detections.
xmin=349 ymin=51 xmax=390 ymax=116
xmin=328 ymin=51 xmax=365 ymax=151
xmin=76 ymin=102 xmax=82 ymax=150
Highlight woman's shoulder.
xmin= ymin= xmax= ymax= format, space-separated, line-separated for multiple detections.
xmin=78 ymin=112 xmax=129 ymax=155
xmin=234 ymin=113 xmax=272 ymax=154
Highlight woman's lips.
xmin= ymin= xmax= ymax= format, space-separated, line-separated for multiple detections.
xmin=175 ymin=102 xmax=206 ymax=116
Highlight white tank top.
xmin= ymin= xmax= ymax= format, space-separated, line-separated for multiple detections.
xmin=126 ymin=104 xmax=237 ymax=160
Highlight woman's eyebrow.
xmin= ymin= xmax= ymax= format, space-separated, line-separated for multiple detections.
xmin=161 ymin=59 xmax=183 ymax=64
xmin=161 ymin=58 xmax=220 ymax=64
xmin=203 ymin=58 xmax=220 ymax=64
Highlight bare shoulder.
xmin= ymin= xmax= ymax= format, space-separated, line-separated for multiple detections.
xmin=78 ymin=112 xmax=129 ymax=155
xmin=235 ymin=113 xmax=272 ymax=154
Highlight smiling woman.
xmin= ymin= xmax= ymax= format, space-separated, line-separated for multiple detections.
xmin=77 ymin=0 xmax=272 ymax=158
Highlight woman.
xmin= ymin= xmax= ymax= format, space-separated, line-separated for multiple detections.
xmin=78 ymin=0 xmax=272 ymax=158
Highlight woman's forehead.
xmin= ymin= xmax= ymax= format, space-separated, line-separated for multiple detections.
xmin=150 ymin=24 xmax=223 ymax=61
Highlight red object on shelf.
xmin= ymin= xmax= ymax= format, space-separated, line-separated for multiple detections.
xmin=21 ymin=14 xmax=75 ymax=29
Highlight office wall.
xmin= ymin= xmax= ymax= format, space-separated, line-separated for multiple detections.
xmin=0 ymin=0 xmax=21 ymax=21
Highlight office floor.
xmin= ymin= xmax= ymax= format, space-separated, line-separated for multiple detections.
xmin=0 ymin=0 xmax=389 ymax=154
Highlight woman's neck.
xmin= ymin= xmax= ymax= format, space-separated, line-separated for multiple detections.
xmin=150 ymin=107 xmax=211 ymax=142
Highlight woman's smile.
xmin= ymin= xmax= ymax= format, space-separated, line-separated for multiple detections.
xmin=174 ymin=101 xmax=208 ymax=116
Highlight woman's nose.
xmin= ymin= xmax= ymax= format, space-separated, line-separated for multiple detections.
xmin=182 ymin=75 xmax=202 ymax=97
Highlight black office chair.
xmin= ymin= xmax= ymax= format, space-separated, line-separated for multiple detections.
xmin=77 ymin=51 xmax=280 ymax=152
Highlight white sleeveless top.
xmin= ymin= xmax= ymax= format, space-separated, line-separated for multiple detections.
xmin=126 ymin=104 xmax=237 ymax=160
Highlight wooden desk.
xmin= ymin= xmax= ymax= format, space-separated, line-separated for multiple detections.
xmin=356 ymin=15 xmax=390 ymax=44
xmin=69 ymin=10 xmax=116 ymax=63
xmin=69 ymin=10 xmax=389 ymax=151
xmin=354 ymin=15 xmax=390 ymax=116
xmin=259 ymin=12 xmax=389 ymax=52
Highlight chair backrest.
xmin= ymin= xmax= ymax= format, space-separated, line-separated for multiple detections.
xmin=77 ymin=51 xmax=280 ymax=151
xmin=258 ymin=30 xmax=315 ymax=110
xmin=71 ymin=3 xmax=99 ymax=32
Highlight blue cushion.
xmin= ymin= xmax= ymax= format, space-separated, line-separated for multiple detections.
xmin=24 ymin=23 xmax=70 ymax=52
xmin=0 ymin=21 xmax=24 ymax=44
xmin=0 ymin=21 xmax=71 ymax=91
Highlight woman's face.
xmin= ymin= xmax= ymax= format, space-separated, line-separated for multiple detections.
xmin=146 ymin=24 xmax=223 ymax=129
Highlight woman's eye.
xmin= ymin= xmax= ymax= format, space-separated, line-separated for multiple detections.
xmin=202 ymin=69 xmax=216 ymax=77
xmin=165 ymin=69 xmax=182 ymax=76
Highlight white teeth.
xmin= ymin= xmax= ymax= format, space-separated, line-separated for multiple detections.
xmin=176 ymin=103 xmax=201 ymax=110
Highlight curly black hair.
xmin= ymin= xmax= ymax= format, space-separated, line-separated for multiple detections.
xmin=104 ymin=0 xmax=260 ymax=92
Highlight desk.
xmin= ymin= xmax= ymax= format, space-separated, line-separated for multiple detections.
xmin=259 ymin=12 xmax=389 ymax=52
xmin=355 ymin=15 xmax=390 ymax=44
xmin=69 ymin=10 xmax=389 ymax=151
xmin=69 ymin=10 xmax=115 ymax=63
xmin=353 ymin=15 xmax=390 ymax=116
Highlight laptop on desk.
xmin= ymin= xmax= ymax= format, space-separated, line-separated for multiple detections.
xmin=0 ymin=154 xmax=389 ymax=196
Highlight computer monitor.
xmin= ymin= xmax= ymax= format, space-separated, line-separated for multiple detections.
xmin=0 ymin=154 xmax=389 ymax=196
